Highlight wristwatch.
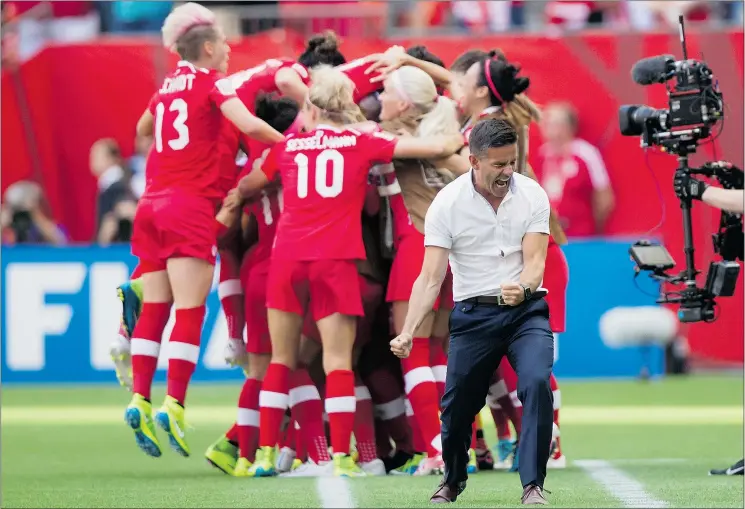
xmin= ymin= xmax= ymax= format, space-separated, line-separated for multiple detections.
xmin=520 ymin=284 xmax=532 ymax=301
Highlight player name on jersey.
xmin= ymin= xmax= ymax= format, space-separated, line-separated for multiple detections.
xmin=285 ymin=131 xmax=358 ymax=152
xmin=159 ymin=74 xmax=197 ymax=94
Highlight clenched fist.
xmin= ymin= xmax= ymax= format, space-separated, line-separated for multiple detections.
xmin=390 ymin=332 xmax=413 ymax=359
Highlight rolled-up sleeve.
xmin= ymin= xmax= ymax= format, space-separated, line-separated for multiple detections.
xmin=527 ymin=189 xmax=551 ymax=235
xmin=424 ymin=195 xmax=452 ymax=249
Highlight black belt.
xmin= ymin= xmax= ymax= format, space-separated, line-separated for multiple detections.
xmin=461 ymin=290 xmax=547 ymax=307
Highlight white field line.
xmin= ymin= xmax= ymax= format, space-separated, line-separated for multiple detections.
xmin=316 ymin=476 xmax=355 ymax=508
xmin=575 ymin=459 xmax=668 ymax=508
xmin=3 ymin=405 xmax=742 ymax=426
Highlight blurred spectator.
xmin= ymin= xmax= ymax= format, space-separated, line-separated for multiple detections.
xmin=128 ymin=135 xmax=152 ymax=199
xmin=1 ymin=181 xmax=67 ymax=245
xmin=9 ymin=1 xmax=99 ymax=61
xmin=97 ymin=196 xmax=137 ymax=245
xmin=1 ymin=3 xmax=20 ymax=68
xmin=89 ymin=138 xmax=136 ymax=241
xmin=535 ymin=102 xmax=615 ymax=237
xmin=105 ymin=1 xmax=172 ymax=33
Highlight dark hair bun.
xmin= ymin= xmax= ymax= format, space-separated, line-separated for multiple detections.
xmin=307 ymin=30 xmax=339 ymax=54
xmin=488 ymin=49 xmax=507 ymax=62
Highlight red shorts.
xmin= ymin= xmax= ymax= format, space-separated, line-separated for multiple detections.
xmin=386 ymin=232 xmax=453 ymax=309
xmin=131 ymin=193 xmax=218 ymax=272
xmin=242 ymin=257 xmax=271 ymax=355
xmin=544 ymin=243 xmax=569 ymax=333
xmin=303 ymin=274 xmax=384 ymax=346
xmin=266 ymin=259 xmax=364 ymax=320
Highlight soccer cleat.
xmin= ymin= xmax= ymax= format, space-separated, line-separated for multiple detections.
xmin=292 ymin=458 xmax=303 ymax=470
xmin=547 ymin=453 xmax=567 ymax=469
xmin=248 ymin=446 xmax=277 ymax=477
xmin=360 ymin=458 xmax=387 ymax=476
xmin=124 ymin=393 xmax=162 ymax=458
xmin=709 ymin=459 xmax=744 ymax=476
xmin=390 ymin=452 xmax=426 ymax=475
xmin=476 ymin=447 xmax=495 ymax=471
xmin=276 ymin=446 xmax=297 ymax=473
xmin=155 ymin=396 xmax=190 ymax=457
xmin=117 ymin=279 xmax=143 ymax=337
xmin=467 ymin=448 xmax=478 ymax=473
xmin=414 ymin=454 xmax=445 ymax=476
xmin=508 ymin=442 xmax=520 ymax=473
xmin=205 ymin=435 xmax=239 ymax=475
xmin=333 ymin=453 xmax=366 ymax=477
xmin=110 ymin=327 xmax=133 ymax=391
xmin=280 ymin=459 xmax=333 ymax=477
xmin=233 ymin=457 xmax=253 ymax=477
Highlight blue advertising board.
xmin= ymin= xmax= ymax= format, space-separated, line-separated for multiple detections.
xmin=0 ymin=241 xmax=664 ymax=384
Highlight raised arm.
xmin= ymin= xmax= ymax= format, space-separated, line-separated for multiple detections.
xmin=220 ymin=98 xmax=285 ymax=143
xmin=393 ymin=134 xmax=465 ymax=160
xmin=275 ymin=66 xmax=310 ymax=106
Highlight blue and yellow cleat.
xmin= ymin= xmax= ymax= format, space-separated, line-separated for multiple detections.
xmin=509 ymin=442 xmax=520 ymax=473
xmin=247 ymin=446 xmax=277 ymax=477
xmin=117 ymin=278 xmax=143 ymax=337
xmin=124 ymin=393 xmax=162 ymax=458
xmin=467 ymin=448 xmax=478 ymax=474
xmin=155 ymin=396 xmax=190 ymax=457
xmin=205 ymin=435 xmax=239 ymax=475
xmin=495 ymin=438 xmax=516 ymax=463
xmin=333 ymin=453 xmax=366 ymax=477
xmin=390 ymin=452 xmax=426 ymax=476
xmin=233 ymin=457 xmax=253 ymax=477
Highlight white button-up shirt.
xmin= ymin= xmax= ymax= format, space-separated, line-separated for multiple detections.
xmin=424 ymin=170 xmax=551 ymax=302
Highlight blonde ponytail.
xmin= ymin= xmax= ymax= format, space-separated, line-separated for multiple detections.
xmin=308 ymin=65 xmax=366 ymax=124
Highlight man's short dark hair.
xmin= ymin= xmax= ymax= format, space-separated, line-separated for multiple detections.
xmin=406 ymin=45 xmax=445 ymax=68
xmin=469 ymin=119 xmax=518 ymax=158
xmin=450 ymin=49 xmax=488 ymax=74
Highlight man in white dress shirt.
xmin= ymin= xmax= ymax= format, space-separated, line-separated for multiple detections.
xmin=391 ymin=119 xmax=554 ymax=505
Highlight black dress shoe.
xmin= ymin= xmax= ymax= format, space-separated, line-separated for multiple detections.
xmin=430 ymin=481 xmax=466 ymax=504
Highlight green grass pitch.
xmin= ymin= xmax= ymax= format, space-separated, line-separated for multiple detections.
xmin=2 ymin=375 xmax=743 ymax=508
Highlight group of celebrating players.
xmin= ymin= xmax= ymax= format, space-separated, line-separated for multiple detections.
xmin=110 ymin=2 xmax=569 ymax=479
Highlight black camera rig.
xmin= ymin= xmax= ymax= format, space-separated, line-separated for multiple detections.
xmin=619 ymin=16 xmax=742 ymax=323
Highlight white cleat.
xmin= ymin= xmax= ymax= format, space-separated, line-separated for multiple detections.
xmin=414 ymin=455 xmax=445 ymax=476
xmin=276 ymin=446 xmax=297 ymax=473
xmin=547 ymin=454 xmax=567 ymax=469
xmin=223 ymin=338 xmax=249 ymax=371
xmin=110 ymin=332 xmax=132 ymax=391
xmin=360 ymin=458 xmax=387 ymax=476
xmin=279 ymin=459 xmax=333 ymax=477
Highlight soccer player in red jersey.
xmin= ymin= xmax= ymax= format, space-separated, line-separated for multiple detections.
xmin=229 ymin=66 xmax=464 ymax=477
xmin=125 ymin=2 xmax=285 ymax=460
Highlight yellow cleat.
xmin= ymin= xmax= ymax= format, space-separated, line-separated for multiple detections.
xmin=205 ymin=435 xmax=239 ymax=475
xmin=234 ymin=457 xmax=253 ymax=477
xmin=333 ymin=453 xmax=366 ymax=477
xmin=155 ymin=396 xmax=190 ymax=457
xmin=247 ymin=446 xmax=277 ymax=477
xmin=292 ymin=458 xmax=303 ymax=470
xmin=390 ymin=452 xmax=426 ymax=476
xmin=124 ymin=393 xmax=162 ymax=458
xmin=467 ymin=448 xmax=478 ymax=474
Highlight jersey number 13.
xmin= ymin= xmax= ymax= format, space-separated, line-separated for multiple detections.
xmin=154 ymin=99 xmax=189 ymax=152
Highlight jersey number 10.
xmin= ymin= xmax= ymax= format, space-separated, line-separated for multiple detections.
xmin=294 ymin=149 xmax=344 ymax=199
xmin=154 ymin=99 xmax=189 ymax=152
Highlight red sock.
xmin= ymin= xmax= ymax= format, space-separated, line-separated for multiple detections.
xmin=226 ymin=423 xmax=239 ymax=444
xmin=402 ymin=337 xmax=442 ymax=456
xmin=237 ymin=377 xmax=261 ymax=461
xmin=130 ymin=263 xmax=143 ymax=280
xmin=429 ymin=339 xmax=448 ymax=404
xmin=258 ymin=363 xmax=290 ymax=448
xmin=289 ymin=367 xmax=331 ymax=463
xmin=295 ymin=421 xmax=308 ymax=462
xmin=366 ymin=369 xmax=412 ymax=455
xmin=218 ymin=251 xmax=244 ymax=341
xmin=131 ymin=302 xmax=171 ymax=400
xmin=166 ymin=306 xmax=205 ymax=405
xmin=353 ymin=376 xmax=377 ymax=463
xmin=486 ymin=376 xmax=513 ymax=440
xmin=550 ymin=372 xmax=561 ymax=454
xmin=325 ymin=370 xmax=355 ymax=455
xmin=280 ymin=418 xmax=295 ymax=449
xmin=499 ymin=360 xmax=523 ymax=437
xmin=470 ymin=421 xmax=478 ymax=449
xmin=407 ymin=398 xmax=428 ymax=453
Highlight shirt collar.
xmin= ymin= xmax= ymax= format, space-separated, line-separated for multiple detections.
xmin=177 ymin=60 xmax=210 ymax=74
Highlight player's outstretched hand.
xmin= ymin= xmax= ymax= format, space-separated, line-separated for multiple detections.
xmin=366 ymin=45 xmax=409 ymax=83
xmin=390 ymin=332 xmax=413 ymax=359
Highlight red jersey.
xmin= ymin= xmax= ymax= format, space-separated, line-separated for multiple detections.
xmin=535 ymin=138 xmax=611 ymax=237
xmin=145 ymin=61 xmax=236 ymax=199
xmin=262 ymin=125 xmax=398 ymax=261
xmin=336 ymin=58 xmax=384 ymax=104
xmin=230 ymin=58 xmax=310 ymax=114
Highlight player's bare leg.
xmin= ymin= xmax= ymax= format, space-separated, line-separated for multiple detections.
xmin=126 ymin=268 xmax=173 ymax=458
xmin=153 ymin=257 xmax=213 ymax=457
xmin=316 ymin=312 xmax=365 ymax=477
xmin=393 ymin=301 xmax=444 ymax=475
xmin=248 ymin=309 xmax=302 ymax=477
